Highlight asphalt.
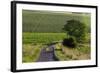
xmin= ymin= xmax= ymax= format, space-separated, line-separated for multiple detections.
xmin=37 ymin=45 xmax=55 ymax=62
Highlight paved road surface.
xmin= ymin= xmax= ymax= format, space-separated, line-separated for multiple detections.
xmin=37 ymin=45 xmax=55 ymax=62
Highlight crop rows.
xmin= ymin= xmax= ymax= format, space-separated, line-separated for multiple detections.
xmin=22 ymin=10 xmax=90 ymax=32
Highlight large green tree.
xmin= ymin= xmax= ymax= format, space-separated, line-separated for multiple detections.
xmin=63 ymin=19 xmax=87 ymax=42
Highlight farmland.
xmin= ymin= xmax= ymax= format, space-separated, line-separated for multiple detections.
xmin=22 ymin=10 xmax=90 ymax=33
xmin=22 ymin=10 xmax=91 ymax=63
xmin=22 ymin=32 xmax=66 ymax=62
xmin=23 ymin=33 xmax=66 ymax=44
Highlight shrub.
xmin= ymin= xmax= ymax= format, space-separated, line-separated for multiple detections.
xmin=62 ymin=37 xmax=77 ymax=48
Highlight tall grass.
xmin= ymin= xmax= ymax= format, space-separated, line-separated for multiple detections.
xmin=22 ymin=44 xmax=42 ymax=62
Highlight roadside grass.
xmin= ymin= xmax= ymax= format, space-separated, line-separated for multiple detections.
xmin=22 ymin=44 xmax=43 ymax=63
xmin=54 ymin=42 xmax=90 ymax=61
xmin=77 ymin=43 xmax=90 ymax=54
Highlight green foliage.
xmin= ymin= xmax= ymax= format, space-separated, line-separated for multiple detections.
xmin=63 ymin=19 xmax=87 ymax=42
xmin=62 ymin=37 xmax=77 ymax=48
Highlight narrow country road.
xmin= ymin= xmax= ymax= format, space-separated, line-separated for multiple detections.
xmin=37 ymin=45 xmax=56 ymax=62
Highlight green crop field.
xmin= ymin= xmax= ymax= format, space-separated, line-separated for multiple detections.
xmin=22 ymin=10 xmax=90 ymax=33
xmin=23 ymin=32 xmax=66 ymax=44
xmin=22 ymin=10 xmax=91 ymax=63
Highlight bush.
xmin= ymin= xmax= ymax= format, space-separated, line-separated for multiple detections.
xmin=62 ymin=37 xmax=77 ymax=48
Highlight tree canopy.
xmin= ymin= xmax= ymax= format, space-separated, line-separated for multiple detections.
xmin=63 ymin=19 xmax=87 ymax=42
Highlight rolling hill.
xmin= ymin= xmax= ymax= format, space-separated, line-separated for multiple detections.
xmin=22 ymin=10 xmax=91 ymax=33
